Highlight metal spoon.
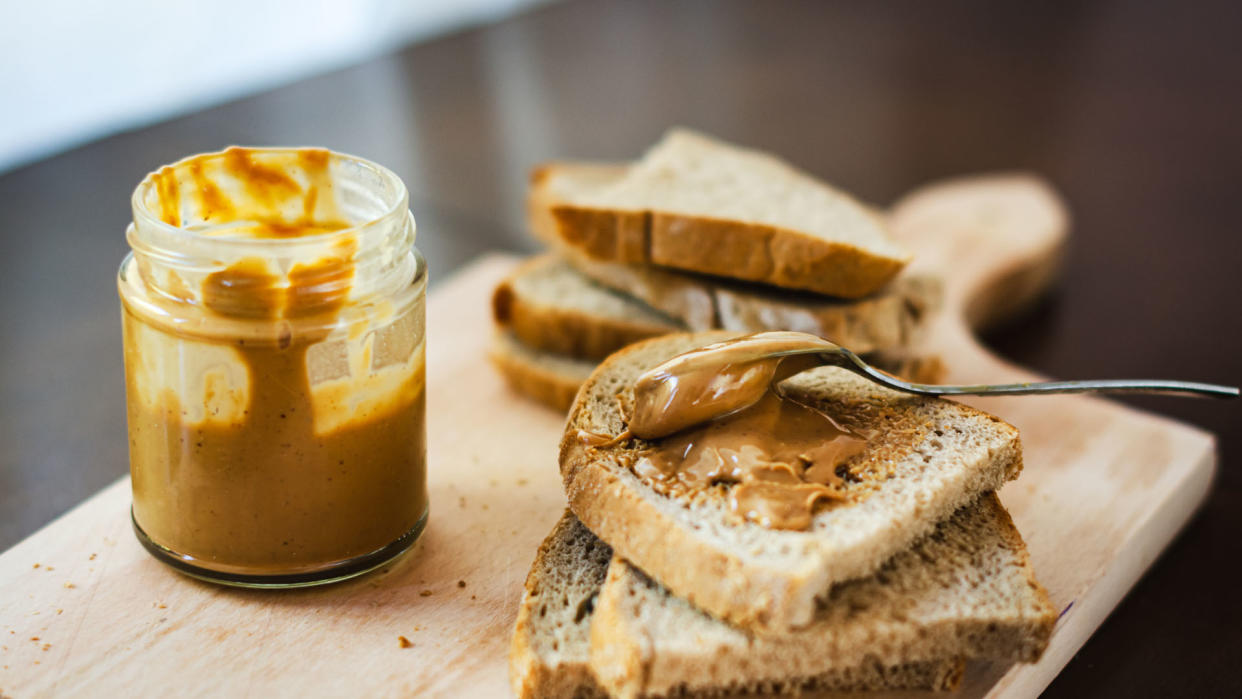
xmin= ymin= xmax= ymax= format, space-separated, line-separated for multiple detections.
xmin=767 ymin=343 xmax=1239 ymax=399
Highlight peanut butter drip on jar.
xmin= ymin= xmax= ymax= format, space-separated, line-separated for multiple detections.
xmin=627 ymin=332 xmax=865 ymax=530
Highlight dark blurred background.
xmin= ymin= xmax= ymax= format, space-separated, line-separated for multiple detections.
xmin=1 ymin=1 xmax=1239 ymax=696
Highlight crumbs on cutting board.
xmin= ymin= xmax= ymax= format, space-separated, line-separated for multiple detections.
xmin=398 ymin=636 xmax=412 ymax=649
xmin=419 ymin=590 xmax=433 ymax=597
xmin=457 ymin=580 xmax=466 ymax=588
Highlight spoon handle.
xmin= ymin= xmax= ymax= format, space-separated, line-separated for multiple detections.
xmin=827 ymin=352 xmax=1240 ymax=399
xmin=892 ymin=377 xmax=1238 ymax=399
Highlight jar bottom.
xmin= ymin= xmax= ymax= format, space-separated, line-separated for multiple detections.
xmin=132 ymin=508 xmax=428 ymax=589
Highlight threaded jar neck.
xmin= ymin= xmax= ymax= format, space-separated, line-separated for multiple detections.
xmin=127 ymin=147 xmax=417 ymax=324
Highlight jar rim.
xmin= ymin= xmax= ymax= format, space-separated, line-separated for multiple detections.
xmin=130 ymin=146 xmax=410 ymax=249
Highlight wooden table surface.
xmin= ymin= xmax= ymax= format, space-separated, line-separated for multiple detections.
xmin=0 ymin=1 xmax=1237 ymax=696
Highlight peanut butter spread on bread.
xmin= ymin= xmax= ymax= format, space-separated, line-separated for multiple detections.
xmin=622 ymin=332 xmax=869 ymax=530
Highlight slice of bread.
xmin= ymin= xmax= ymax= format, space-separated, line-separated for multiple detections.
xmin=561 ymin=332 xmax=1023 ymax=634
xmin=492 ymin=254 xmax=682 ymax=360
xmin=510 ymin=511 xmax=968 ymax=699
xmin=489 ymin=331 xmax=595 ymax=412
xmin=555 ymin=246 xmax=938 ymax=354
xmin=510 ymin=511 xmax=612 ymax=699
xmin=529 ymin=130 xmax=911 ymax=298
xmin=489 ymin=329 xmax=945 ymax=413
xmin=590 ymin=494 xmax=1054 ymax=698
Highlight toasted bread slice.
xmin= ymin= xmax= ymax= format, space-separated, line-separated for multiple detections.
xmin=490 ymin=330 xmax=945 ymax=412
xmin=590 ymin=494 xmax=1054 ymax=698
xmin=510 ymin=511 xmax=612 ymax=699
xmin=548 ymin=246 xmax=938 ymax=354
xmin=529 ymin=130 xmax=911 ymax=298
xmin=511 ymin=512 xmax=968 ymax=699
xmin=560 ymin=331 xmax=1022 ymax=634
xmin=493 ymin=252 xmax=937 ymax=359
xmin=492 ymin=254 xmax=682 ymax=360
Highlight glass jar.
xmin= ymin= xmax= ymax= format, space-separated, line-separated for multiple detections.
xmin=118 ymin=147 xmax=427 ymax=587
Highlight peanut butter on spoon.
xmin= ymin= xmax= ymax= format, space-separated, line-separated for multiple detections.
xmin=625 ymin=332 xmax=867 ymax=530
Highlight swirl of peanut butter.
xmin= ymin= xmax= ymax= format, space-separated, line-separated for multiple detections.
xmin=625 ymin=332 xmax=866 ymax=530
xmin=630 ymin=331 xmax=841 ymax=439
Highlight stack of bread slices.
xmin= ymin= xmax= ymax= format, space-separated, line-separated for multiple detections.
xmin=502 ymin=131 xmax=1057 ymax=697
xmin=490 ymin=129 xmax=945 ymax=411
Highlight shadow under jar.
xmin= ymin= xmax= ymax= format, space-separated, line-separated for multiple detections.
xmin=118 ymin=147 xmax=427 ymax=588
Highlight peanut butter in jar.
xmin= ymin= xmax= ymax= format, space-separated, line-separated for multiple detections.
xmin=118 ymin=147 xmax=427 ymax=587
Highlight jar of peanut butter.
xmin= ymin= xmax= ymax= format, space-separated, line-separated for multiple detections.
xmin=118 ymin=147 xmax=427 ymax=587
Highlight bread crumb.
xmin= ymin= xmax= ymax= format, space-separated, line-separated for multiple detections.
xmin=89 ymin=553 xmax=97 ymax=561
xmin=44 ymin=566 xmax=53 ymax=572
xmin=158 ymin=604 xmax=167 ymax=609
xmin=419 ymin=590 xmax=432 ymax=597
xmin=29 ymin=637 xmax=38 ymax=642
xmin=31 ymin=563 xmax=39 ymax=569
xmin=63 ymin=583 xmax=75 ymax=589
xmin=516 ymin=478 xmax=528 ymax=486
xmin=56 ymin=610 xmax=63 ymax=615
xmin=41 ymin=644 xmax=50 ymax=652
xmin=457 ymin=580 xmax=466 ymax=588
xmin=397 ymin=636 xmax=412 ymax=649
xmin=470 ymin=595 xmax=476 ymax=600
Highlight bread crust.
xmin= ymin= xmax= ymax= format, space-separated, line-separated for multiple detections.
xmin=488 ymin=334 xmax=591 ymax=412
xmin=492 ymin=255 xmax=679 ymax=360
xmin=545 ymin=202 xmax=906 ymax=299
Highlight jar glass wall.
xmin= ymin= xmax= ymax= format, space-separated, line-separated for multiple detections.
xmin=118 ymin=148 xmax=427 ymax=587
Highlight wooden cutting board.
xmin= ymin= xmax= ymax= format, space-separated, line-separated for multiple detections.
xmin=0 ymin=175 xmax=1216 ymax=698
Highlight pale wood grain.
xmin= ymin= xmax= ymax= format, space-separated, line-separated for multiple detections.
xmin=0 ymin=175 xmax=1216 ymax=698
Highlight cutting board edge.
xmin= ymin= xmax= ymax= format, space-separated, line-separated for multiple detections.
xmin=989 ymin=439 xmax=1217 ymax=698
